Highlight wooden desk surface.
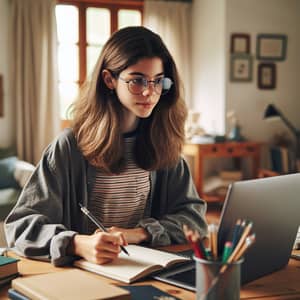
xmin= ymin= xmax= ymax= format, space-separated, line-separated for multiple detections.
xmin=1 ymin=245 xmax=300 ymax=300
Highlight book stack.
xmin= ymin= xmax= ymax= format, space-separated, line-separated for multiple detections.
xmin=203 ymin=170 xmax=242 ymax=196
xmin=0 ymin=255 xmax=19 ymax=287
xmin=9 ymin=269 xmax=131 ymax=300
xmin=219 ymin=170 xmax=243 ymax=181
xmin=270 ymin=146 xmax=294 ymax=174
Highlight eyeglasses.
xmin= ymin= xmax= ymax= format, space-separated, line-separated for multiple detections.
xmin=118 ymin=76 xmax=173 ymax=95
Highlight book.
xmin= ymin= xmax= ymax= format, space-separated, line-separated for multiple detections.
xmin=12 ymin=269 xmax=131 ymax=300
xmin=8 ymin=288 xmax=30 ymax=300
xmin=121 ymin=285 xmax=181 ymax=300
xmin=270 ymin=146 xmax=292 ymax=174
xmin=0 ymin=256 xmax=19 ymax=279
xmin=219 ymin=170 xmax=242 ymax=181
xmin=203 ymin=176 xmax=232 ymax=195
xmin=280 ymin=147 xmax=289 ymax=173
xmin=74 ymin=245 xmax=190 ymax=283
xmin=270 ymin=147 xmax=282 ymax=173
xmin=0 ymin=273 xmax=19 ymax=288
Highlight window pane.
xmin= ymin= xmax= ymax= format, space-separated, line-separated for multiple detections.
xmin=58 ymin=82 xmax=79 ymax=119
xmin=87 ymin=8 xmax=110 ymax=45
xmin=87 ymin=46 xmax=102 ymax=76
xmin=118 ymin=9 xmax=141 ymax=29
xmin=58 ymin=45 xmax=79 ymax=81
xmin=55 ymin=5 xmax=78 ymax=43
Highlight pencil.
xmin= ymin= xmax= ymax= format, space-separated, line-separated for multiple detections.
xmin=226 ymin=221 xmax=252 ymax=263
xmin=79 ymin=203 xmax=129 ymax=256
xmin=231 ymin=219 xmax=241 ymax=249
xmin=234 ymin=233 xmax=256 ymax=261
xmin=208 ymin=223 xmax=218 ymax=260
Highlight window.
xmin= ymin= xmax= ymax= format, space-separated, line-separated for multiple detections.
xmin=55 ymin=0 xmax=143 ymax=124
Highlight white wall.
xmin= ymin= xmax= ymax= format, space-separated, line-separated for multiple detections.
xmin=191 ymin=0 xmax=226 ymax=135
xmin=226 ymin=0 xmax=300 ymax=144
xmin=0 ymin=0 xmax=14 ymax=148
xmin=191 ymin=0 xmax=300 ymax=168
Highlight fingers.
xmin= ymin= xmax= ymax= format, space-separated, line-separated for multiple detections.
xmin=78 ymin=230 xmax=128 ymax=265
xmin=94 ymin=231 xmax=127 ymax=252
xmin=72 ymin=233 xmax=125 ymax=265
xmin=109 ymin=230 xmax=128 ymax=246
xmin=108 ymin=227 xmax=128 ymax=246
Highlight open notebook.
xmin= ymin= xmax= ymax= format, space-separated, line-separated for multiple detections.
xmin=74 ymin=245 xmax=190 ymax=283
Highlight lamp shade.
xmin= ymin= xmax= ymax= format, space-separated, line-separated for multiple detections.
xmin=263 ymin=104 xmax=299 ymax=137
xmin=264 ymin=104 xmax=280 ymax=119
xmin=263 ymin=104 xmax=300 ymax=161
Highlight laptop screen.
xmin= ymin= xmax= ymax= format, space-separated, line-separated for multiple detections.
xmin=218 ymin=173 xmax=300 ymax=284
xmin=154 ymin=173 xmax=300 ymax=289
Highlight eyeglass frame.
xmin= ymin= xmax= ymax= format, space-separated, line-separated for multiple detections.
xmin=118 ymin=76 xmax=173 ymax=95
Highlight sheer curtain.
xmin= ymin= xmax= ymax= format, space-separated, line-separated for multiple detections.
xmin=144 ymin=0 xmax=192 ymax=106
xmin=10 ymin=0 xmax=60 ymax=164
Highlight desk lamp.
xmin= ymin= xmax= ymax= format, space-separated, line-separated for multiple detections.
xmin=264 ymin=104 xmax=300 ymax=162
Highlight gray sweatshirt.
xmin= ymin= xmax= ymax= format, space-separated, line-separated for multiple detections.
xmin=4 ymin=129 xmax=207 ymax=266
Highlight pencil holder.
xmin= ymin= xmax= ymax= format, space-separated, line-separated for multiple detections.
xmin=194 ymin=256 xmax=243 ymax=300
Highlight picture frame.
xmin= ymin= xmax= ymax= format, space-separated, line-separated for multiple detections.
xmin=230 ymin=54 xmax=253 ymax=82
xmin=256 ymin=34 xmax=287 ymax=61
xmin=258 ymin=63 xmax=276 ymax=89
xmin=231 ymin=33 xmax=251 ymax=54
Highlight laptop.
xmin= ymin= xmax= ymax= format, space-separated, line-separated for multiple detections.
xmin=153 ymin=173 xmax=300 ymax=291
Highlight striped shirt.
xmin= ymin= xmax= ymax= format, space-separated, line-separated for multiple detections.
xmin=88 ymin=134 xmax=150 ymax=232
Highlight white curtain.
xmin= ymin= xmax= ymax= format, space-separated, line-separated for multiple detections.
xmin=144 ymin=0 xmax=192 ymax=106
xmin=10 ymin=0 xmax=60 ymax=164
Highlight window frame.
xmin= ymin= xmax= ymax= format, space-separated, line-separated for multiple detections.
xmin=56 ymin=0 xmax=143 ymax=126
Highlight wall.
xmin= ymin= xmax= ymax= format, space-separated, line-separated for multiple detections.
xmin=0 ymin=0 xmax=14 ymax=148
xmin=191 ymin=0 xmax=226 ymax=135
xmin=226 ymin=0 xmax=300 ymax=145
xmin=191 ymin=0 xmax=300 ymax=168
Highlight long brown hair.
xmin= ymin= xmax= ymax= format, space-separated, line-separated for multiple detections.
xmin=71 ymin=26 xmax=187 ymax=173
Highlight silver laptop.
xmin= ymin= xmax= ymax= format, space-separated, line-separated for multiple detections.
xmin=153 ymin=173 xmax=300 ymax=290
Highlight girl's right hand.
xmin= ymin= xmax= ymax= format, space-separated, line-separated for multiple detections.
xmin=68 ymin=231 xmax=127 ymax=264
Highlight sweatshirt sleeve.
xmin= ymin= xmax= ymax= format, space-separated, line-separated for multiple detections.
xmin=138 ymin=158 xmax=208 ymax=246
xmin=4 ymin=131 xmax=80 ymax=266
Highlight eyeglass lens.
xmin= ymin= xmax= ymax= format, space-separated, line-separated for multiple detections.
xmin=128 ymin=77 xmax=173 ymax=95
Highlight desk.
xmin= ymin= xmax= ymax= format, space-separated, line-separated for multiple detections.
xmin=183 ymin=142 xmax=261 ymax=202
xmin=1 ymin=245 xmax=300 ymax=300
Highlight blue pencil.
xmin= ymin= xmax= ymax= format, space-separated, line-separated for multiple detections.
xmin=231 ymin=219 xmax=242 ymax=249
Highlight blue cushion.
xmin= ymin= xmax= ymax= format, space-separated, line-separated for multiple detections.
xmin=0 ymin=156 xmax=19 ymax=189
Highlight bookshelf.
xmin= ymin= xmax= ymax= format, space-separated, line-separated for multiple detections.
xmin=183 ymin=142 xmax=261 ymax=202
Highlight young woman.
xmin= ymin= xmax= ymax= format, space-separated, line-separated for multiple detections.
xmin=5 ymin=26 xmax=207 ymax=266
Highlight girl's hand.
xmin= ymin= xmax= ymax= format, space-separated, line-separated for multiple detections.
xmin=107 ymin=226 xmax=150 ymax=244
xmin=69 ymin=231 xmax=127 ymax=264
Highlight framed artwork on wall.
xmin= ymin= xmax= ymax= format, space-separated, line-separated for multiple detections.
xmin=231 ymin=33 xmax=251 ymax=54
xmin=230 ymin=54 xmax=253 ymax=82
xmin=0 ymin=75 xmax=3 ymax=117
xmin=258 ymin=63 xmax=276 ymax=89
xmin=256 ymin=34 xmax=287 ymax=61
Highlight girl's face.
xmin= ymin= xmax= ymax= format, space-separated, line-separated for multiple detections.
xmin=104 ymin=57 xmax=164 ymax=132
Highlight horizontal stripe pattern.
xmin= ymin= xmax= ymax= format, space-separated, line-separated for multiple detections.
xmin=88 ymin=136 xmax=150 ymax=232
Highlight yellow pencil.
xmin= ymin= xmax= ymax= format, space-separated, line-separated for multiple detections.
xmin=208 ymin=223 xmax=218 ymax=260
xmin=234 ymin=234 xmax=256 ymax=261
xmin=227 ymin=221 xmax=253 ymax=264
